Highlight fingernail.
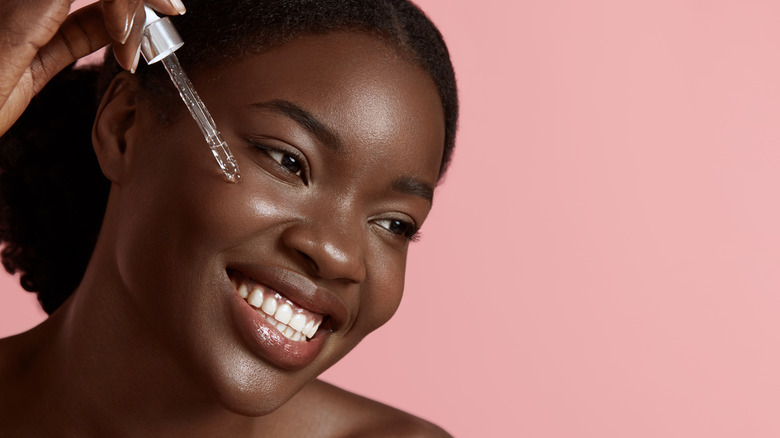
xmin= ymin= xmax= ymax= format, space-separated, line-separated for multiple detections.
xmin=120 ymin=9 xmax=139 ymax=45
xmin=130 ymin=45 xmax=142 ymax=74
xmin=170 ymin=0 xmax=187 ymax=15
xmin=119 ymin=14 xmax=132 ymax=44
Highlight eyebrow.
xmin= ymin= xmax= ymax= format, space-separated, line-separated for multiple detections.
xmin=392 ymin=176 xmax=435 ymax=204
xmin=248 ymin=99 xmax=343 ymax=151
xmin=249 ymin=100 xmax=434 ymax=204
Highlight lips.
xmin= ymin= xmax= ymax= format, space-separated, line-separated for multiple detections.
xmin=225 ymin=265 xmax=348 ymax=369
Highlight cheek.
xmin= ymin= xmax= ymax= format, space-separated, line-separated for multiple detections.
xmin=197 ymin=164 xmax=312 ymax=247
xmin=356 ymin=243 xmax=408 ymax=334
xmin=111 ymin=181 xmax=215 ymax=320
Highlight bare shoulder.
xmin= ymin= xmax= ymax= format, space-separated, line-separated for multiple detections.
xmin=271 ymin=379 xmax=452 ymax=438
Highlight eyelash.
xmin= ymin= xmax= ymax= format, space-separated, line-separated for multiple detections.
xmin=248 ymin=140 xmax=421 ymax=243
xmin=374 ymin=218 xmax=422 ymax=242
xmin=249 ymin=140 xmax=308 ymax=183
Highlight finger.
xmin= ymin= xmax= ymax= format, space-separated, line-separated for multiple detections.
xmin=111 ymin=0 xmax=187 ymax=71
xmin=0 ymin=0 xmax=73 ymax=111
xmin=30 ymin=3 xmax=112 ymax=95
xmin=112 ymin=0 xmax=145 ymax=72
xmin=0 ymin=2 xmax=111 ymax=135
xmin=102 ymin=0 xmax=185 ymax=45
xmin=145 ymin=0 xmax=186 ymax=16
xmin=101 ymin=0 xmax=134 ymax=44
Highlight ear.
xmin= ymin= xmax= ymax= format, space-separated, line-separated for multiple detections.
xmin=91 ymin=72 xmax=139 ymax=184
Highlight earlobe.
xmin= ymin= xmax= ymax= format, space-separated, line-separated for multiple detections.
xmin=92 ymin=72 xmax=139 ymax=183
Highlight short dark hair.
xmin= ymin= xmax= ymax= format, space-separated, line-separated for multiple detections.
xmin=0 ymin=0 xmax=458 ymax=314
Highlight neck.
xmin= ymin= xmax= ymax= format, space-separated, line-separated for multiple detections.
xmin=0 ymin=238 xmax=258 ymax=437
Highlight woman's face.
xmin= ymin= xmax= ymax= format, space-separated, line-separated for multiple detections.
xmin=105 ymin=31 xmax=445 ymax=414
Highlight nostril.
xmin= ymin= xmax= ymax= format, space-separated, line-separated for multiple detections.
xmin=296 ymin=250 xmax=318 ymax=273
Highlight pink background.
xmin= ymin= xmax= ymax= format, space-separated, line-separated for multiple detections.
xmin=3 ymin=0 xmax=780 ymax=436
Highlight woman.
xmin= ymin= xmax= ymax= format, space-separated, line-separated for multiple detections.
xmin=0 ymin=0 xmax=457 ymax=435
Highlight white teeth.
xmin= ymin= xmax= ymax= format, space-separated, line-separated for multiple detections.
xmin=247 ymin=288 xmax=263 ymax=307
xmin=303 ymin=320 xmax=314 ymax=337
xmin=289 ymin=313 xmax=307 ymax=331
xmin=307 ymin=321 xmax=321 ymax=338
xmin=235 ymin=277 xmax=324 ymax=343
xmin=238 ymin=283 xmax=249 ymax=299
xmin=261 ymin=296 xmax=277 ymax=316
xmin=274 ymin=303 xmax=293 ymax=324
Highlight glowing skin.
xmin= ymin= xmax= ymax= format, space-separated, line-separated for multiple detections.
xmin=111 ymin=29 xmax=444 ymax=419
xmin=0 ymin=31 xmax=448 ymax=437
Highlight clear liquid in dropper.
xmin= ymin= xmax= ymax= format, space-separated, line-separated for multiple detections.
xmin=161 ymin=54 xmax=241 ymax=183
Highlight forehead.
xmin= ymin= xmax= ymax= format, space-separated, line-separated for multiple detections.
xmin=194 ymin=31 xmax=446 ymax=182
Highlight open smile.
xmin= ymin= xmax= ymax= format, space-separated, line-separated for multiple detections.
xmin=231 ymin=275 xmax=324 ymax=342
xmin=225 ymin=266 xmax=348 ymax=369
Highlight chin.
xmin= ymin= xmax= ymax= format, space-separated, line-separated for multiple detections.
xmin=187 ymin=339 xmax=323 ymax=417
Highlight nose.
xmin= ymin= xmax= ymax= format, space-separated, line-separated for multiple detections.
xmin=280 ymin=214 xmax=367 ymax=284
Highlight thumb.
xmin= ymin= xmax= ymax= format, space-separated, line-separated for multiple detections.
xmin=26 ymin=3 xmax=112 ymax=97
xmin=0 ymin=3 xmax=111 ymax=135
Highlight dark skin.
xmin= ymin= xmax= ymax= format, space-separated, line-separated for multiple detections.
xmin=0 ymin=0 xmax=185 ymax=135
xmin=0 ymin=24 xmax=452 ymax=438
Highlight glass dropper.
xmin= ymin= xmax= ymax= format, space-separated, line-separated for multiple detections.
xmin=139 ymin=5 xmax=241 ymax=183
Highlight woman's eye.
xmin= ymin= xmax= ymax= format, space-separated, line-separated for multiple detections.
xmin=267 ymin=149 xmax=302 ymax=176
xmin=249 ymin=140 xmax=308 ymax=183
xmin=375 ymin=218 xmax=421 ymax=242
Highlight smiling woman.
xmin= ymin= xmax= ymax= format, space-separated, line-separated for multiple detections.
xmin=0 ymin=0 xmax=457 ymax=436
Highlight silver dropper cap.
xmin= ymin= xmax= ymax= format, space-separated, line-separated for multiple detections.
xmin=140 ymin=5 xmax=184 ymax=64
